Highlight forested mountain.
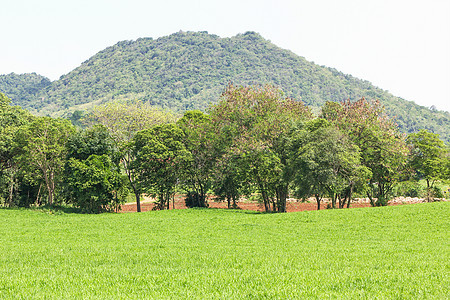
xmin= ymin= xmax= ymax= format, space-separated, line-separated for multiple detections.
xmin=1 ymin=31 xmax=449 ymax=142
xmin=0 ymin=73 xmax=51 ymax=113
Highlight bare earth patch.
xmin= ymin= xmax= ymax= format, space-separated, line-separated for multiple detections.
xmin=120 ymin=196 xmax=434 ymax=213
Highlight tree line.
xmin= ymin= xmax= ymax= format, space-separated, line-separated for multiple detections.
xmin=0 ymin=85 xmax=449 ymax=213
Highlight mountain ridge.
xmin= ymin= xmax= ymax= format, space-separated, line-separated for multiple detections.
xmin=0 ymin=31 xmax=449 ymax=142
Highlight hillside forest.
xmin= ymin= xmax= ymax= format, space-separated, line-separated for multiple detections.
xmin=1 ymin=85 xmax=449 ymax=213
xmin=0 ymin=31 xmax=449 ymax=143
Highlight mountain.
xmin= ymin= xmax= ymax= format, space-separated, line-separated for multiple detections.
xmin=0 ymin=73 xmax=51 ymax=113
xmin=1 ymin=31 xmax=449 ymax=142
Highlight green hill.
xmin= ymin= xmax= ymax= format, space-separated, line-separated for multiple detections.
xmin=0 ymin=73 xmax=51 ymax=114
xmin=1 ymin=31 xmax=449 ymax=142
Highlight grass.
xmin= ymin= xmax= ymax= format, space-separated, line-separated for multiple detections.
xmin=0 ymin=203 xmax=448 ymax=299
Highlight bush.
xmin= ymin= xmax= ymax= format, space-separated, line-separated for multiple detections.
xmin=395 ymin=181 xmax=424 ymax=198
xmin=184 ymin=191 xmax=208 ymax=208
xmin=431 ymin=186 xmax=444 ymax=199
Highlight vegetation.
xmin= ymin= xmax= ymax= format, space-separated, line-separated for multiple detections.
xmin=0 ymin=203 xmax=448 ymax=298
xmin=407 ymin=130 xmax=450 ymax=201
xmin=0 ymin=31 xmax=448 ymax=142
xmin=0 ymin=73 xmax=51 ymax=114
xmin=321 ymin=99 xmax=409 ymax=206
xmin=82 ymin=101 xmax=176 ymax=212
xmin=64 ymin=125 xmax=127 ymax=213
xmin=1 ymin=87 xmax=449 ymax=212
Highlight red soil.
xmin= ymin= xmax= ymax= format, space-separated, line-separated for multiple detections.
xmin=119 ymin=195 xmax=410 ymax=213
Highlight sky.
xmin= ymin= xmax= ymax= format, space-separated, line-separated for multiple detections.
xmin=1 ymin=0 xmax=449 ymax=112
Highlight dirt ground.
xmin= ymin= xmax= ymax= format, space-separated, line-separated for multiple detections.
xmin=119 ymin=195 xmax=425 ymax=213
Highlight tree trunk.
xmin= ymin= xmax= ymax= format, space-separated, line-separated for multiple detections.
xmin=277 ymin=186 xmax=288 ymax=213
xmin=426 ymin=179 xmax=431 ymax=202
xmin=133 ymin=187 xmax=141 ymax=212
xmin=172 ymin=194 xmax=175 ymax=210
xmin=36 ymin=184 xmax=42 ymax=206
xmin=42 ymin=168 xmax=53 ymax=206
xmin=232 ymin=195 xmax=237 ymax=209
xmin=331 ymin=193 xmax=336 ymax=209
xmin=367 ymin=192 xmax=375 ymax=207
xmin=346 ymin=184 xmax=353 ymax=208
xmin=8 ymin=172 xmax=15 ymax=206
xmin=315 ymin=194 xmax=321 ymax=210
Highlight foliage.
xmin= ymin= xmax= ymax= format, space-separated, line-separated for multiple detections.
xmin=2 ymin=32 xmax=448 ymax=143
xmin=322 ymin=99 xmax=409 ymax=206
xmin=65 ymin=155 xmax=127 ymax=213
xmin=82 ymin=101 xmax=176 ymax=212
xmin=0 ymin=73 xmax=51 ymax=113
xmin=64 ymin=125 xmax=126 ymax=213
xmin=184 ymin=190 xmax=208 ymax=208
xmin=132 ymin=123 xmax=190 ymax=210
xmin=15 ymin=117 xmax=75 ymax=206
xmin=0 ymin=203 xmax=448 ymax=298
xmin=407 ymin=129 xmax=450 ymax=201
xmin=66 ymin=125 xmax=117 ymax=161
xmin=394 ymin=180 xmax=424 ymax=198
xmin=177 ymin=110 xmax=216 ymax=208
xmin=210 ymin=84 xmax=312 ymax=212
xmin=291 ymin=119 xmax=371 ymax=209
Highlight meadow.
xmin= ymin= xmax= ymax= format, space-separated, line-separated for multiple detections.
xmin=1 ymin=203 xmax=448 ymax=299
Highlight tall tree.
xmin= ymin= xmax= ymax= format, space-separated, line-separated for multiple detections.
xmin=291 ymin=119 xmax=371 ymax=210
xmin=177 ymin=110 xmax=216 ymax=208
xmin=132 ymin=124 xmax=190 ymax=210
xmin=0 ymin=93 xmax=34 ymax=206
xmin=407 ymin=130 xmax=449 ymax=201
xmin=16 ymin=117 xmax=75 ymax=205
xmin=321 ymin=99 xmax=408 ymax=206
xmin=83 ymin=101 xmax=176 ymax=212
xmin=64 ymin=125 xmax=127 ymax=212
xmin=65 ymin=154 xmax=127 ymax=213
xmin=210 ymin=84 xmax=311 ymax=212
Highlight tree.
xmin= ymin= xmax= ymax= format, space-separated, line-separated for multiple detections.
xmin=64 ymin=125 xmax=126 ymax=212
xmin=177 ymin=110 xmax=216 ymax=208
xmin=132 ymin=124 xmax=190 ymax=210
xmin=0 ymin=93 xmax=34 ymax=206
xmin=65 ymin=155 xmax=127 ymax=213
xmin=16 ymin=117 xmax=75 ymax=205
xmin=211 ymin=151 xmax=250 ymax=209
xmin=291 ymin=119 xmax=371 ymax=210
xmin=82 ymin=100 xmax=176 ymax=212
xmin=407 ymin=130 xmax=450 ymax=201
xmin=321 ymin=99 xmax=408 ymax=206
xmin=209 ymin=84 xmax=312 ymax=212
xmin=66 ymin=125 xmax=116 ymax=161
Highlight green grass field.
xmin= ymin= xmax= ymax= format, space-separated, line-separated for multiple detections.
xmin=1 ymin=203 xmax=448 ymax=299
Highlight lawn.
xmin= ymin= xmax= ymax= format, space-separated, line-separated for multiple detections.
xmin=1 ymin=203 xmax=448 ymax=299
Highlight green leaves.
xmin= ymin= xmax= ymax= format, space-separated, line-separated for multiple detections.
xmin=210 ymin=84 xmax=311 ymax=212
xmin=322 ymin=99 xmax=408 ymax=205
xmin=65 ymin=154 xmax=126 ymax=213
xmin=15 ymin=116 xmax=75 ymax=205
xmin=132 ymin=123 xmax=190 ymax=209
xmin=292 ymin=119 xmax=371 ymax=208
xmin=407 ymin=129 xmax=450 ymax=201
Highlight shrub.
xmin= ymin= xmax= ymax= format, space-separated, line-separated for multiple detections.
xmin=184 ymin=191 xmax=208 ymax=208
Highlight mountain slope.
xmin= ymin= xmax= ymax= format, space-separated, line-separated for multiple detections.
xmin=1 ymin=31 xmax=449 ymax=142
xmin=0 ymin=73 xmax=51 ymax=113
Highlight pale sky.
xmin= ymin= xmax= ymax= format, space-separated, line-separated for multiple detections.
xmin=1 ymin=0 xmax=449 ymax=112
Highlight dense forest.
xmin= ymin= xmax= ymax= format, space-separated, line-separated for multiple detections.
xmin=0 ymin=31 xmax=449 ymax=142
xmin=0 ymin=73 xmax=51 ymax=111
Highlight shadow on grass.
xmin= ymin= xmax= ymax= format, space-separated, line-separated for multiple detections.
xmin=0 ymin=204 xmax=83 ymax=214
